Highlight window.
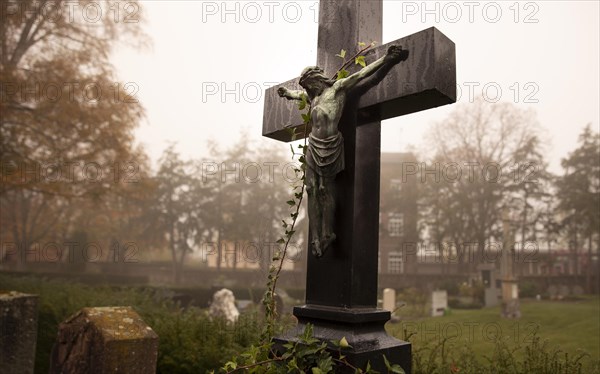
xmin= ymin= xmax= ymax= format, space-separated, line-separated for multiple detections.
xmin=388 ymin=251 xmax=403 ymax=273
xmin=388 ymin=213 xmax=404 ymax=237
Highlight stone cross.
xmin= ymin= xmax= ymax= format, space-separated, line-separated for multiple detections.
xmin=262 ymin=1 xmax=456 ymax=372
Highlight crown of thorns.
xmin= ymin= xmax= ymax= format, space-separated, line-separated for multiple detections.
xmin=299 ymin=66 xmax=325 ymax=85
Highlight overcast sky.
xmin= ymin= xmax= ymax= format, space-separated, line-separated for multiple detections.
xmin=112 ymin=0 xmax=599 ymax=173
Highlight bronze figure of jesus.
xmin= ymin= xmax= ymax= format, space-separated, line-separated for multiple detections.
xmin=278 ymin=45 xmax=409 ymax=258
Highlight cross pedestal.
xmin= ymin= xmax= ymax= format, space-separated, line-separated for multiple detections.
xmin=262 ymin=1 xmax=456 ymax=372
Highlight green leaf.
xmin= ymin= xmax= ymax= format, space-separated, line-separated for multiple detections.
xmin=302 ymin=113 xmax=311 ymax=124
xmin=276 ymin=238 xmax=285 ymax=244
xmin=224 ymin=361 xmax=237 ymax=370
xmin=312 ymin=368 xmax=323 ymax=374
xmin=382 ymin=355 xmax=404 ymax=373
xmin=336 ymin=49 xmax=347 ymax=59
xmin=287 ymin=200 xmax=295 ymax=206
xmin=358 ymin=41 xmax=367 ymax=48
xmin=298 ymin=95 xmax=308 ymax=110
xmin=383 ymin=355 xmax=391 ymax=369
xmin=318 ymin=356 xmax=333 ymax=372
xmin=339 ymin=336 xmax=351 ymax=348
xmin=355 ymin=55 xmax=366 ymax=68
xmin=336 ymin=69 xmax=349 ymax=80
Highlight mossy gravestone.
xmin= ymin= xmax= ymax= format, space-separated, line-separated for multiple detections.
xmin=49 ymin=306 xmax=158 ymax=374
xmin=0 ymin=291 xmax=39 ymax=374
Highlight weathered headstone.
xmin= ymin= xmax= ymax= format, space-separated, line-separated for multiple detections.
xmin=478 ymin=264 xmax=500 ymax=307
xmin=430 ymin=290 xmax=447 ymax=317
xmin=263 ymin=1 xmax=456 ymax=372
xmin=0 ymin=291 xmax=39 ymax=374
xmin=49 ymin=306 xmax=158 ymax=374
xmin=209 ymin=288 xmax=239 ymax=324
xmin=382 ymin=288 xmax=396 ymax=312
xmin=484 ymin=287 xmax=499 ymax=307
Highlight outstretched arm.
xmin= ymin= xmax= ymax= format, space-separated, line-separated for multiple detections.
xmin=337 ymin=45 xmax=408 ymax=90
xmin=278 ymin=87 xmax=308 ymax=101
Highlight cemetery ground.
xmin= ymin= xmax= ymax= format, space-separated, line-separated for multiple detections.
xmin=1 ymin=273 xmax=598 ymax=373
xmin=388 ymin=297 xmax=599 ymax=371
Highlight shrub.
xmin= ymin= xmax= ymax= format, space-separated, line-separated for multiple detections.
xmin=0 ymin=274 xmax=261 ymax=373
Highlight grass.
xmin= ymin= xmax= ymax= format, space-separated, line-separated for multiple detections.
xmin=2 ymin=273 xmax=598 ymax=373
xmin=387 ymin=297 xmax=600 ymax=370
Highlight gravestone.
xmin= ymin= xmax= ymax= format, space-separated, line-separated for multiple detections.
xmin=209 ymin=288 xmax=239 ymax=324
xmin=478 ymin=264 xmax=500 ymax=307
xmin=484 ymin=288 xmax=499 ymax=307
xmin=262 ymin=1 xmax=455 ymax=372
xmin=430 ymin=290 xmax=447 ymax=317
xmin=49 ymin=306 xmax=158 ymax=374
xmin=0 ymin=291 xmax=39 ymax=374
xmin=382 ymin=288 xmax=396 ymax=312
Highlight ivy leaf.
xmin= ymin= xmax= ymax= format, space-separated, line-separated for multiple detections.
xmin=224 ymin=361 xmax=237 ymax=370
xmin=339 ymin=336 xmax=350 ymax=348
xmin=336 ymin=49 xmax=347 ymax=59
xmin=302 ymin=113 xmax=311 ymax=124
xmin=355 ymin=55 xmax=366 ymax=68
xmin=382 ymin=355 xmax=405 ymax=373
xmin=298 ymin=95 xmax=308 ymax=110
xmin=336 ymin=69 xmax=349 ymax=80
xmin=290 ymin=127 xmax=298 ymax=141
xmin=358 ymin=41 xmax=367 ymax=48
xmin=383 ymin=355 xmax=391 ymax=369
xmin=318 ymin=356 xmax=333 ymax=372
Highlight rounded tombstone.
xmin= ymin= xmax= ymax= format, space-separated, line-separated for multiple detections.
xmin=209 ymin=288 xmax=239 ymax=324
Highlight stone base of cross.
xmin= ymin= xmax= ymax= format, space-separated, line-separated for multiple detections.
xmin=262 ymin=1 xmax=456 ymax=372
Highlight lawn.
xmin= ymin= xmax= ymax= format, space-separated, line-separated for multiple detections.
xmin=387 ymin=297 xmax=600 ymax=368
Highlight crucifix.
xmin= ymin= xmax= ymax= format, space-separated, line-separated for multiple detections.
xmin=262 ymin=1 xmax=456 ymax=372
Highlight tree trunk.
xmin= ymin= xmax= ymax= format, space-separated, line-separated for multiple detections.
xmin=586 ymin=233 xmax=593 ymax=293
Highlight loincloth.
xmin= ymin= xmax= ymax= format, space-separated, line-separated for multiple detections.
xmin=306 ymin=131 xmax=344 ymax=177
